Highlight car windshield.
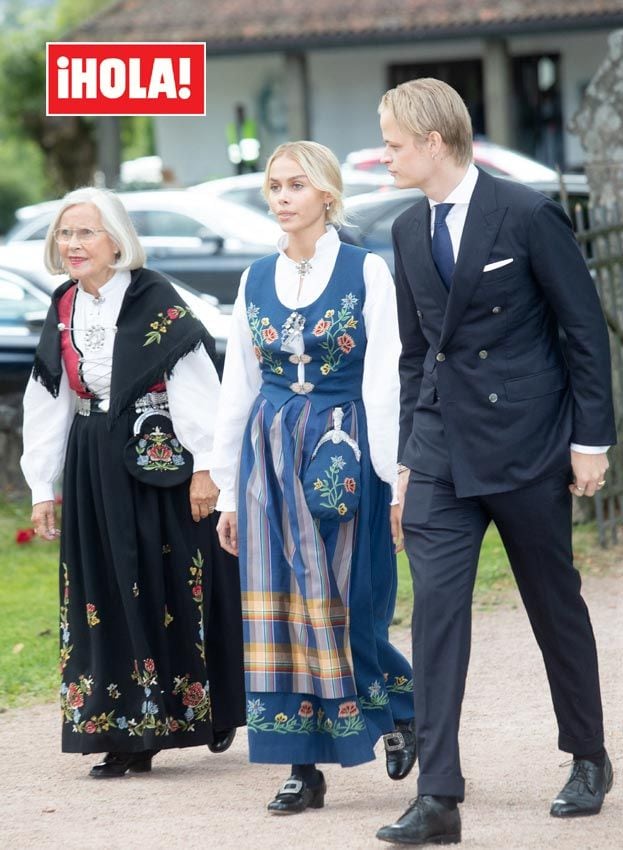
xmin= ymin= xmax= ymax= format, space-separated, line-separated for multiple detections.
xmin=0 ymin=276 xmax=48 ymax=323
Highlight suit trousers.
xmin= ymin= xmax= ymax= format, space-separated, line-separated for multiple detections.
xmin=402 ymin=469 xmax=604 ymax=801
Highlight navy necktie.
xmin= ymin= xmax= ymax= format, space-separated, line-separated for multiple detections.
xmin=431 ymin=203 xmax=455 ymax=289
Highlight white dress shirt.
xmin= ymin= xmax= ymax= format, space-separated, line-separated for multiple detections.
xmin=430 ymin=164 xmax=607 ymax=456
xmin=21 ymin=270 xmax=220 ymax=504
xmin=210 ymin=227 xmax=401 ymax=512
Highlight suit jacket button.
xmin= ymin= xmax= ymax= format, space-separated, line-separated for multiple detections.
xmin=436 ymin=352 xmax=446 ymax=362
xmin=492 ymin=306 xmax=502 ymax=314
xmin=488 ymin=393 xmax=498 ymax=403
xmin=479 ymin=350 xmax=488 ymax=359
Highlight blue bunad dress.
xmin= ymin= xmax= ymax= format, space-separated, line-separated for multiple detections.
xmin=237 ymin=242 xmax=414 ymax=767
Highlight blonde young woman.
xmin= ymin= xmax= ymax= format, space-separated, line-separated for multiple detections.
xmin=211 ymin=142 xmax=415 ymax=813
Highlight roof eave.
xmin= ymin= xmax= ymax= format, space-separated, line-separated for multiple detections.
xmin=66 ymin=14 xmax=623 ymax=54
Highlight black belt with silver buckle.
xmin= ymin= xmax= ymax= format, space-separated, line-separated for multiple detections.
xmin=76 ymin=397 xmax=109 ymax=416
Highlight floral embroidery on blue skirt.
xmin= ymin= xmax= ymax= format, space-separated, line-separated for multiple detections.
xmin=247 ymin=697 xmax=366 ymax=738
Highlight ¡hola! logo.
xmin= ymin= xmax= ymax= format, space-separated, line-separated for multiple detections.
xmin=46 ymin=42 xmax=206 ymax=116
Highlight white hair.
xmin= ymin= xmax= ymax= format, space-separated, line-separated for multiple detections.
xmin=44 ymin=186 xmax=146 ymax=275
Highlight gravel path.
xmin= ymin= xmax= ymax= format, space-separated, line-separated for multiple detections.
xmin=1 ymin=564 xmax=621 ymax=850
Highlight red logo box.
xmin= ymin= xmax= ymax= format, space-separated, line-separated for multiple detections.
xmin=47 ymin=42 xmax=206 ymax=116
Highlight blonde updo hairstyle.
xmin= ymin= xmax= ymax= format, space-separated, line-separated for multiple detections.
xmin=44 ymin=186 xmax=146 ymax=276
xmin=263 ymin=140 xmax=346 ymax=227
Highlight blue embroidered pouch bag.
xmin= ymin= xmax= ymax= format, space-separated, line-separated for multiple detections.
xmin=302 ymin=406 xmax=361 ymax=523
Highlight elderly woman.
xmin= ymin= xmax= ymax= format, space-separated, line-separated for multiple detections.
xmin=211 ymin=142 xmax=415 ymax=814
xmin=21 ymin=187 xmax=245 ymax=777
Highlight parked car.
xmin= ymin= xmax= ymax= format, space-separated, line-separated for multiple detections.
xmin=5 ymin=191 xmax=283 ymax=304
xmin=343 ymin=139 xmax=567 ymax=183
xmin=341 ymin=175 xmax=590 ymax=273
xmin=187 ymin=168 xmax=394 ymax=214
xmin=0 ymin=265 xmax=52 ymax=392
xmin=0 ymin=253 xmax=232 ymax=386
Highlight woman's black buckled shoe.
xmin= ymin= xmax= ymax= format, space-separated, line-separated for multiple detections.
xmin=383 ymin=720 xmax=417 ymax=780
xmin=207 ymin=727 xmax=237 ymax=754
xmin=267 ymin=772 xmax=327 ymax=814
xmin=89 ymin=749 xmax=158 ymax=778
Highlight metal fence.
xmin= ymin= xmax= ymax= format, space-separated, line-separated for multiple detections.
xmin=575 ymin=204 xmax=623 ymax=546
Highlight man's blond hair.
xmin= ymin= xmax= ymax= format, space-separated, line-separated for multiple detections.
xmin=379 ymin=78 xmax=473 ymax=167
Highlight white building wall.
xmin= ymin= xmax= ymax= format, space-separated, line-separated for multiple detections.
xmin=307 ymin=40 xmax=482 ymax=159
xmin=155 ymin=53 xmax=284 ymax=185
xmin=154 ymin=29 xmax=614 ymax=185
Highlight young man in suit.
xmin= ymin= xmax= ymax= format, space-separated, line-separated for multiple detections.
xmin=376 ymin=78 xmax=616 ymax=846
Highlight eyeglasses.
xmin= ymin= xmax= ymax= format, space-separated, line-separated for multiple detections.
xmin=53 ymin=227 xmax=108 ymax=244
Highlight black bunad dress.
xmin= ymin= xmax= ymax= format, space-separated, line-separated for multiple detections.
xmin=24 ymin=267 xmax=245 ymax=754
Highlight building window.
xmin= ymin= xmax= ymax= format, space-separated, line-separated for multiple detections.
xmin=512 ymin=54 xmax=563 ymax=169
xmin=388 ymin=60 xmax=485 ymax=137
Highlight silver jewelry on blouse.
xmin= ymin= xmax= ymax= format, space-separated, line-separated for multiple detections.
xmin=83 ymin=293 xmax=107 ymax=351
xmin=295 ymin=259 xmax=313 ymax=277
xmin=57 ymin=293 xmax=116 ymax=352
xmin=57 ymin=322 xmax=118 ymax=349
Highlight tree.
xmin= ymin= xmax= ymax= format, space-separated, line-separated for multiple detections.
xmin=0 ymin=1 xmax=113 ymax=197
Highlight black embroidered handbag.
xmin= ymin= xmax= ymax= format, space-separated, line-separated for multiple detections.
xmin=302 ymin=406 xmax=361 ymax=522
xmin=123 ymin=409 xmax=193 ymax=487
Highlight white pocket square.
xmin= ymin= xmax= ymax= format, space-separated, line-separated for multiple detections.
xmin=483 ymin=258 xmax=514 ymax=272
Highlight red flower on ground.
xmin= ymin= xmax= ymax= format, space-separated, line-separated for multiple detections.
xmin=182 ymin=682 xmax=205 ymax=707
xmin=312 ymin=319 xmax=331 ymax=337
xmin=15 ymin=528 xmax=35 ymax=544
xmin=261 ymin=326 xmax=278 ymax=344
xmin=147 ymin=444 xmax=173 ymax=463
xmin=84 ymin=721 xmax=97 ymax=733
xmin=167 ymin=307 xmax=180 ymax=320
xmin=337 ymin=333 xmax=355 ymax=354
xmin=66 ymin=683 xmax=84 ymax=709
xmin=144 ymin=658 xmax=155 ymax=673
xmin=343 ymin=477 xmax=356 ymax=494
xmin=298 ymin=700 xmax=314 ymax=718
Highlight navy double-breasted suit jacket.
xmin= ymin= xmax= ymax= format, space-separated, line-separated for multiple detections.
xmin=393 ymin=168 xmax=617 ymax=497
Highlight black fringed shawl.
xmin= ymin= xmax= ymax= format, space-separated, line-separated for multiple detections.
xmin=32 ymin=267 xmax=216 ymax=425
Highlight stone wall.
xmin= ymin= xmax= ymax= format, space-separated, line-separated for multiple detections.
xmin=0 ymin=393 xmax=26 ymax=493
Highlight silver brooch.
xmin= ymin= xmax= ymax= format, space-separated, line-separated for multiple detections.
xmin=84 ymin=325 xmax=107 ymax=350
xmin=295 ymin=259 xmax=312 ymax=277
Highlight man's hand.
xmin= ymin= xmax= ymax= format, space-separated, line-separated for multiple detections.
xmin=391 ymin=504 xmax=404 ymax=553
xmin=216 ymin=511 xmax=238 ymax=556
xmin=189 ymin=471 xmax=219 ymax=522
xmin=391 ymin=467 xmax=410 ymax=553
xmin=569 ymin=450 xmax=609 ymax=498
xmin=32 ymin=500 xmax=58 ymax=540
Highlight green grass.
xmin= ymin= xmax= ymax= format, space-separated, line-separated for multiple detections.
xmin=0 ymin=497 xmax=610 ymax=709
xmin=0 ymin=497 xmax=60 ymax=710
xmin=393 ymin=524 xmax=514 ymax=624
xmin=393 ymin=521 xmax=609 ymax=624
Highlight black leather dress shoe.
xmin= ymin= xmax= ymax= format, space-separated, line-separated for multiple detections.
xmin=550 ymin=752 xmax=613 ymax=817
xmin=384 ymin=720 xmax=417 ymax=781
xmin=376 ymin=796 xmax=461 ymax=845
xmin=89 ymin=749 xmax=158 ymax=778
xmin=207 ymin=727 xmax=237 ymax=754
xmin=267 ymin=772 xmax=327 ymax=815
